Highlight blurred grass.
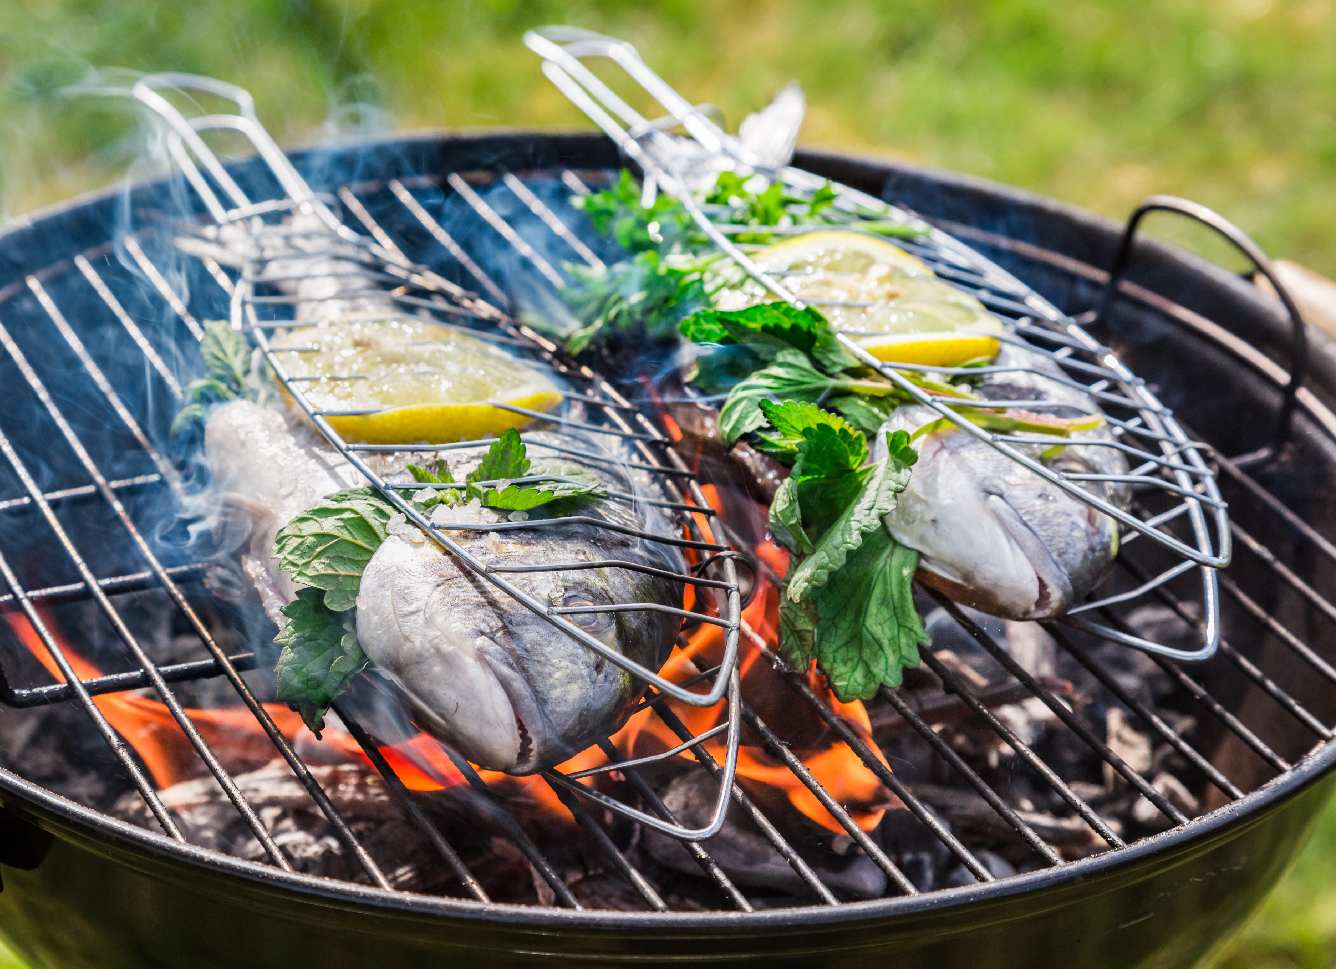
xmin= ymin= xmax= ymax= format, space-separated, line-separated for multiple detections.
xmin=0 ymin=1 xmax=1333 ymax=966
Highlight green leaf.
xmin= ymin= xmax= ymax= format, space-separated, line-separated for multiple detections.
xmin=768 ymin=476 xmax=813 ymax=556
xmin=469 ymin=428 xmax=529 ymax=484
xmin=200 ymin=319 xmax=252 ymax=391
xmin=755 ymin=398 xmax=852 ymax=460
xmin=827 ymin=394 xmax=897 ymax=439
xmin=482 ymin=466 xmax=604 ymax=511
xmin=805 ymin=532 xmax=927 ymax=701
xmin=575 ymin=169 xmax=692 ymax=252
xmin=562 ymin=250 xmax=711 ymax=354
xmin=273 ymin=488 xmax=395 ymax=612
xmin=786 ymin=436 xmax=916 ymax=602
xmin=778 ymin=592 xmax=818 ymax=667
xmin=718 ymin=349 xmax=838 ymax=444
xmin=407 ymin=459 xmax=455 ymax=485
xmin=273 ymin=588 xmax=369 ymax=734
xmin=807 ymin=182 xmax=839 ymax=217
xmin=173 ymin=320 xmax=258 ymax=433
xmin=680 ymin=302 xmax=857 ymax=374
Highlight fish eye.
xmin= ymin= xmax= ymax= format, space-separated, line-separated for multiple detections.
xmin=561 ymin=591 xmax=615 ymax=636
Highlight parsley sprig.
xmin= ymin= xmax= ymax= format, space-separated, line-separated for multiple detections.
xmin=562 ymin=169 xmax=927 ymax=356
xmin=172 ymin=321 xmax=261 ymax=434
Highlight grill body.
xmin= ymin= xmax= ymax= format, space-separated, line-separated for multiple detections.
xmin=0 ymin=132 xmax=1333 ymax=968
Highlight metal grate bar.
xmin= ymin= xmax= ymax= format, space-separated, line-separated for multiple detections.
xmin=0 ymin=317 xmax=396 ymax=887
xmin=652 ymin=703 xmax=839 ymax=905
xmin=0 ymin=323 xmax=291 ymax=866
xmin=732 ymin=622 xmax=1001 ymax=879
xmin=0 ymin=473 xmax=162 ymax=516
xmin=74 ymin=255 xmax=183 ymax=397
xmin=334 ymin=707 xmax=491 ymax=903
xmin=543 ymin=777 xmax=669 ymax=911
xmin=0 ymin=562 xmax=207 ymax=610
xmin=3 ymin=648 xmax=255 ymax=709
xmin=501 ymin=173 xmax=604 ymax=270
xmin=1217 ymin=457 xmax=1336 ymax=567
xmin=1117 ymin=557 xmax=1332 ymax=741
xmin=739 ymin=702 xmax=919 ymax=895
xmin=915 ymin=646 xmax=1124 ymax=849
xmin=437 ymin=747 xmax=582 ymax=909
xmin=1044 ymin=623 xmax=1245 ymax=800
xmin=0 ymin=541 xmax=185 ymax=841
xmin=592 ymin=738 xmax=754 ymax=911
xmin=27 ymin=277 xmax=179 ymax=487
xmin=121 ymin=237 xmax=205 ymax=341
xmin=1221 ymin=571 xmax=1336 ymax=687
xmin=931 ymin=593 xmax=1188 ymax=825
xmin=1099 ymin=609 xmax=1291 ymax=773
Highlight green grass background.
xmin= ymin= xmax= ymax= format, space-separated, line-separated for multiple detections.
xmin=0 ymin=1 xmax=1333 ymax=965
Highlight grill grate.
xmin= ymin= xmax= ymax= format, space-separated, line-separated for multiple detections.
xmin=0 ymin=128 xmax=1332 ymax=912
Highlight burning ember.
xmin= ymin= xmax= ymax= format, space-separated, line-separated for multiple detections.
xmin=3 ymin=559 xmax=891 ymax=840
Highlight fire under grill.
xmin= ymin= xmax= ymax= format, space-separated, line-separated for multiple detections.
xmin=0 ymin=131 xmax=1334 ymax=965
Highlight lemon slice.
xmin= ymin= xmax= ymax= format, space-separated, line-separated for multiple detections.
xmin=739 ymin=230 xmax=1003 ymax=367
xmin=273 ymin=317 xmax=561 ymax=445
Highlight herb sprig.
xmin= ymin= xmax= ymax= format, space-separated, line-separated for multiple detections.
xmin=758 ymin=400 xmax=927 ymax=700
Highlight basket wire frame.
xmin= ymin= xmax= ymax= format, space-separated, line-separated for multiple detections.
xmin=128 ymin=73 xmax=745 ymax=841
xmin=524 ymin=26 xmax=1229 ymax=661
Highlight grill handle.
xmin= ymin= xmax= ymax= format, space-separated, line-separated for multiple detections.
xmin=1099 ymin=195 xmax=1308 ymax=468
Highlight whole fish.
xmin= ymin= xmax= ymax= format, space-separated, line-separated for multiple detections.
xmin=872 ymin=342 xmax=1129 ymax=619
xmin=206 ymin=397 xmax=684 ymax=774
xmin=197 ymin=218 xmax=685 ymax=773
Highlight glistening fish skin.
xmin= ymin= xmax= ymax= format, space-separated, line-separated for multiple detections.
xmin=206 ymin=399 xmax=684 ymax=773
xmin=873 ymin=343 xmax=1129 ymax=620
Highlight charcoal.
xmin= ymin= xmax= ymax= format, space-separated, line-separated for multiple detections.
xmin=643 ymin=772 xmax=888 ymax=900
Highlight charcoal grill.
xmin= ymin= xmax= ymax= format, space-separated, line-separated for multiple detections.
xmin=0 ymin=126 xmax=1333 ymax=969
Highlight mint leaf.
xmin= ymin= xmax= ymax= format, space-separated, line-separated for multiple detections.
xmin=681 ymin=302 xmax=856 ymax=375
xmin=273 ymin=588 xmax=368 ymax=734
xmin=718 ymin=349 xmax=840 ymax=444
xmin=273 ymin=488 xmax=395 ymax=612
xmin=786 ymin=434 xmax=916 ymax=602
xmin=200 ymin=319 xmax=252 ymax=392
xmin=827 ymin=394 xmax=898 ymax=439
xmin=755 ymin=398 xmax=852 ymax=460
xmin=807 ymin=182 xmax=839 ymax=217
xmin=563 ymin=251 xmax=711 ymax=355
xmin=575 ymin=169 xmax=691 ymax=252
xmin=806 ymin=532 xmax=927 ymax=700
xmin=768 ymin=477 xmax=813 ymax=556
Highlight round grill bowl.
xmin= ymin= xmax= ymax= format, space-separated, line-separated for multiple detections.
xmin=0 ymin=132 xmax=1333 ymax=969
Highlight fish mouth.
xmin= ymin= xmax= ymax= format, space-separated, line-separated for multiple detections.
xmin=477 ymin=639 xmax=552 ymax=775
xmin=983 ymin=492 xmax=1075 ymax=619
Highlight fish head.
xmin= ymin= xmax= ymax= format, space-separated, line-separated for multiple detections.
xmin=876 ymin=418 xmax=1122 ymax=620
xmin=355 ymin=518 xmax=681 ymax=774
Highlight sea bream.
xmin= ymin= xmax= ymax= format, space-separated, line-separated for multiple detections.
xmin=872 ymin=341 xmax=1129 ymax=620
xmin=195 ymin=220 xmax=685 ymax=774
xmin=206 ymin=401 xmax=683 ymax=773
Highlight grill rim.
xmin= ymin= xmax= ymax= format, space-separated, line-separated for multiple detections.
xmin=1 ymin=129 xmax=1334 ymax=928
